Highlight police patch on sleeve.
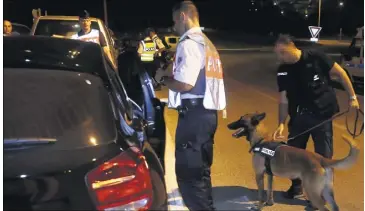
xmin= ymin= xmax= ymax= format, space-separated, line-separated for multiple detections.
xmin=177 ymin=57 xmax=182 ymax=65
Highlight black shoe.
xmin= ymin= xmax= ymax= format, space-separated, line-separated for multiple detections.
xmin=282 ymin=185 xmax=303 ymax=199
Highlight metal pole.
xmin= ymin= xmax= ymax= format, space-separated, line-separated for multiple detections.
xmin=103 ymin=0 xmax=108 ymax=27
xmin=317 ymin=0 xmax=321 ymax=39
xmin=318 ymin=0 xmax=321 ymax=27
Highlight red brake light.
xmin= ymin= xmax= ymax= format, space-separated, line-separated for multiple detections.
xmin=86 ymin=147 xmax=153 ymax=211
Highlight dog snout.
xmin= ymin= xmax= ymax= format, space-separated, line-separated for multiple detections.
xmin=227 ymin=119 xmax=243 ymax=130
xmin=232 ymin=128 xmax=245 ymax=138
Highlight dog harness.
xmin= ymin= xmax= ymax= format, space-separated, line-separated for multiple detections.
xmin=251 ymin=140 xmax=286 ymax=176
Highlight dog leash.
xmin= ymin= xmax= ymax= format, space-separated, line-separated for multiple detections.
xmin=287 ymin=108 xmax=364 ymax=141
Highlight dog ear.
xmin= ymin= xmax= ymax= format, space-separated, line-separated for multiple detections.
xmin=256 ymin=112 xmax=266 ymax=121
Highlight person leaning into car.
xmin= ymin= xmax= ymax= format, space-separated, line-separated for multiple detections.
xmin=273 ymin=34 xmax=359 ymax=199
xmin=155 ymin=1 xmax=227 ymax=210
xmin=71 ymin=10 xmax=116 ymax=69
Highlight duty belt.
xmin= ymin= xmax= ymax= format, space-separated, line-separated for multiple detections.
xmin=177 ymin=98 xmax=204 ymax=115
xmin=296 ymin=106 xmax=314 ymax=115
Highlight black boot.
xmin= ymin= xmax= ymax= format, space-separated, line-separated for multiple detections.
xmin=282 ymin=179 xmax=303 ymax=199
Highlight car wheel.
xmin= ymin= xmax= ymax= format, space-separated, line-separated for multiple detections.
xmin=149 ymin=167 xmax=168 ymax=210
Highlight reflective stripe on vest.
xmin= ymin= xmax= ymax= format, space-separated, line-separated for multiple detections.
xmin=168 ymin=32 xmax=227 ymax=115
xmin=141 ymin=39 xmax=156 ymax=62
xmin=72 ymin=29 xmax=100 ymax=44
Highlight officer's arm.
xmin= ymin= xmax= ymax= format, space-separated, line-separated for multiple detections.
xmin=316 ymin=50 xmax=357 ymax=98
xmin=156 ymin=39 xmax=166 ymax=53
xmin=277 ymin=67 xmax=289 ymax=125
xmin=164 ymin=40 xmax=203 ymax=92
xmin=278 ymin=91 xmax=289 ymax=125
xmin=329 ymin=63 xmax=356 ymax=99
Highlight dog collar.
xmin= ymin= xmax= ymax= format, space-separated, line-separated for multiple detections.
xmin=249 ymin=138 xmax=265 ymax=153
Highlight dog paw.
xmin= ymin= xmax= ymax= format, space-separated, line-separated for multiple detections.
xmin=250 ymin=202 xmax=264 ymax=211
xmin=249 ymin=206 xmax=262 ymax=211
xmin=265 ymin=200 xmax=274 ymax=206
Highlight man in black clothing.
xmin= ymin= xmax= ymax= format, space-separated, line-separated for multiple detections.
xmin=273 ymin=34 xmax=359 ymax=199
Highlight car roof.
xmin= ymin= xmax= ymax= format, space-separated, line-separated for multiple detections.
xmin=3 ymin=36 xmax=109 ymax=82
xmin=37 ymin=16 xmax=100 ymax=22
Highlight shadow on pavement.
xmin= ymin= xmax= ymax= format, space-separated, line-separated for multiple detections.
xmin=213 ymin=186 xmax=308 ymax=210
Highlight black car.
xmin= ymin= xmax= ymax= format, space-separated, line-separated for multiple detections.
xmin=12 ymin=23 xmax=31 ymax=35
xmin=3 ymin=36 xmax=167 ymax=210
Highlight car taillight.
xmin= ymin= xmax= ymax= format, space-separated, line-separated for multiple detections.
xmin=86 ymin=147 xmax=153 ymax=211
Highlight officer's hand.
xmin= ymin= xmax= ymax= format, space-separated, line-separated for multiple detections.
xmin=349 ymin=98 xmax=360 ymax=110
xmin=273 ymin=123 xmax=285 ymax=140
xmin=154 ymin=68 xmax=166 ymax=83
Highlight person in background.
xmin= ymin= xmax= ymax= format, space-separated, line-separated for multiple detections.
xmin=71 ymin=10 xmax=116 ymax=69
xmin=147 ymin=27 xmax=166 ymax=57
xmin=137 ymin=28 xmax=160 ymax=90
xmin=3 ymin=20 xmax=20 ymax=36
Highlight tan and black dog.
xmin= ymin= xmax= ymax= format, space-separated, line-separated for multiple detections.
xmin=227 ymin=112 xmax=359 ymax=211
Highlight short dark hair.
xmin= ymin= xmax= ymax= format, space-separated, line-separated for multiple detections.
xmin=172 ymin=0 xmax=199 ymax=21
xmin=79 ymin=10 xmax=90 ymax=19
xmin=275 ymin=34 xmax=294 ymax=45
xmin=146 ymin=27 xmax=155 ymax=35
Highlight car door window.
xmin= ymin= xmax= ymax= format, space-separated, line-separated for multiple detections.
xmin=105 ymin=63 xmax=133 ymax=119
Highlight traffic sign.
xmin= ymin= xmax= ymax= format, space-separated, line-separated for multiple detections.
xmin=308 ymin=26 xmax=322 ymax=38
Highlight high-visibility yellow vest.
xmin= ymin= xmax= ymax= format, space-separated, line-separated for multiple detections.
xmin=140 ymin=39 xmax=156 ymax=62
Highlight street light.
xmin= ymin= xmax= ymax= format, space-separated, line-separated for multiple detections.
xmin=281 ymin=10 xmax=284 ymax=15
xmin=339 ymin=2 xmax=344 ymax=7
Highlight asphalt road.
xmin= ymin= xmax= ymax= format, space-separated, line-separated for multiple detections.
xmin=158 ymin=51 xmax=364 ymax=211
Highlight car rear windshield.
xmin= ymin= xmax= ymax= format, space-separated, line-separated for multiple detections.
xmin=4 ymin=68 xmax=117 ymax=148
xmin=34 ymin=19 xmax=100 ymax=37
xmin=3 ymin=36 xmax=108 ymax=82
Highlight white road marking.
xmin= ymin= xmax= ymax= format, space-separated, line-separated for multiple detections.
xmin=160 ymin=98 xmax=168 ymax=103
xmin=217 ymin=47 xmax=271 ymax=52
xmin=164 ymin=126 xmax=189 ymax=210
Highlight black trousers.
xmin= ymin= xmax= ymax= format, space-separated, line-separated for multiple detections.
xmin=288 ymin=111 xmax=334 ymax=187
xmin=175 ymin=107 xmax=217 ymax=211
xmin=142 ymin=62 xmax=157 ymax=79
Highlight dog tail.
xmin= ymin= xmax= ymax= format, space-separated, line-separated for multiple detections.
xmin=322 ymin=135 xmax=360 ymax=170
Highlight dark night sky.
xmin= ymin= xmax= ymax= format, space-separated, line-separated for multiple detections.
xmin=4 ymin=0 xmax=364 ymax=36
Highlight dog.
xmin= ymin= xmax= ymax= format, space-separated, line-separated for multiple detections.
xmin=227 ymin=112 xmax=359 ymax=211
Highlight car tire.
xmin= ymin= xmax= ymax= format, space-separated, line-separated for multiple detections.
xmin=149 ymin=167 xmax=168 ymax=211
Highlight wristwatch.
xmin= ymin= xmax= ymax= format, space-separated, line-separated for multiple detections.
xmin=350 ymin=95 xmax=357 ymax=101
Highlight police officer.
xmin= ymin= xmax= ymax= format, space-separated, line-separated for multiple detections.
xmin=137 ymin=28 xmax=160 ymax=90
xmin=273 ymin=34 xmax=359 ymax=199
xmin=148 ymin=27 xmax=167 ymax=90
xmin=3 ymin=20 xmax=20 ymax=36
xmin=155 ymin=1 xmax=226 ymax=210
xmin=71 ymin=10 xmax=115 ymax=68
xmin=147 ymin=27 xmax=166 ymax=57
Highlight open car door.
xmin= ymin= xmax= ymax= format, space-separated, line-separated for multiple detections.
xmin=118 ymin=52 xmax=167 ymax=171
